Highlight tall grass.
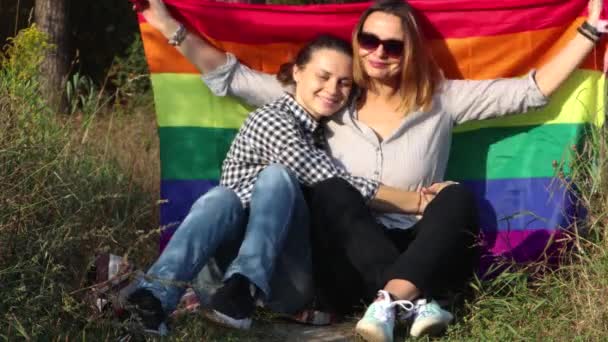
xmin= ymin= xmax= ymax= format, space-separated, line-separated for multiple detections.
xmin=1 ymin=24 xmax=608 ymax=341
xmin=0 ymin=26 xmax=158 ymax=340
xmin=441 ymin=123 xmax=608 ymax=341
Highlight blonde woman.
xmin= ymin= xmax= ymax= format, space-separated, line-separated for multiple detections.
xmin=138 ymin=0 xmax=604 ymax=339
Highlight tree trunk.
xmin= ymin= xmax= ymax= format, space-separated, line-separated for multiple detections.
xmin=35 ymin=0 xmax=70 ymax=113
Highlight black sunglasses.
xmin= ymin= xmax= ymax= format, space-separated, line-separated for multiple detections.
xmin=357 ymin=32 xmax=404 ymax=58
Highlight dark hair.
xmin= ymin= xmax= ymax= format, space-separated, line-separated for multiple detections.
xmin=276 ymin=34 xmax=353 ymax=86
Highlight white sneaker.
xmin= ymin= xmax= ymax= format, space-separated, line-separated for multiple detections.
xmin=409 ymin=299 xmax=453 ymax=337
xmin=355 ymin=290 xmax=414 ymax=342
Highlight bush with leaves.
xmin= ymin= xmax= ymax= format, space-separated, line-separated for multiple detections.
xmin=108 ymin=34 xmax=152 ymax=109
xmin=0 ymin=25 xmax=157 ymax=339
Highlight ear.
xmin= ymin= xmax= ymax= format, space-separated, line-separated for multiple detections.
xmin=292 ymin=65 xmax=302 ymax=84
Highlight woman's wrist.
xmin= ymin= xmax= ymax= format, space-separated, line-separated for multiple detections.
xmin=587 ymin=0 xmax=602 ymax=26
xmin=578 ymin=21 xmax=603 ymax=44
xmin=586 ymin=18 xmax=600 ymax=27
xmin=160 ymin=18 xmax=181 ymax=39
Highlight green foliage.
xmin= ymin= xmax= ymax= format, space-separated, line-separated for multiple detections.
xmin=65 ymin=72 xmax=99 ymax=116
xmin=70 ymin=0 xmax=140 ymax=83
xmin=108 ymin=34 xmax=152 ymax=109
xmin=0 ymin=26 xmax=157 ymax=339
xmin=0 ymin=25 xmax=55 ymax=146
xmin=63 ymin=34 xmax=151 ymax=118
xmin=439 ymin=122 xmax=608 ymax=341
xmin=2 ymin=14 xmax=608 ymax=341
xmin=2 ymin=24 xmax=51 ymax=84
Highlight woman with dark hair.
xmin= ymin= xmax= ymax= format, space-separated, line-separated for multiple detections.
xmin=136 ymin=0 xmax=604 ymax=339
xmin=125 ymin=33 xmax=437 ymax=336
xmin=122 ymin=34 xmax=356 ymax=335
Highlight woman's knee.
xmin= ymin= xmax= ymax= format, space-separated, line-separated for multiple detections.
xmin=190 ymin=186 xmax=241 ymax=213
xmin=255 ymin=164 xmax=299 ymax=190
xmin=423 ymin=184 xmax=479 ymax=236
xmin=442 ymin=183 xmax=473 ymax=199
xmin=438 ymin=183 xmax=476 ymax=212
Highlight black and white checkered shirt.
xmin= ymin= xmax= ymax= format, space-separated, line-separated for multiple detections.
xmin=220 ymin=94 xmax=379 ymax=207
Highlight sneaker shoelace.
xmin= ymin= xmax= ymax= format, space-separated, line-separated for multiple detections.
xmin=372 ymin=290 xmax=415 ymax=323
xmin=397 ymin=298 xmax=425 ymax=321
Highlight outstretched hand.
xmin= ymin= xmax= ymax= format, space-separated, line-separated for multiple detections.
xmin=130 ymin=0 xmax=149 ymax=12
xmin=131 ymin=0 xmax=175 ymax=34
xmin=128 ymin=0 xmax=228 ymax=74
xmin=588 ymin=0 xmax=604 ymax=24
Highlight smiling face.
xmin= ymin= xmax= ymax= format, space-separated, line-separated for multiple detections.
xmin=292 ymin=48 xmax=354 ymax=120
xmin=351 ymin=1 xmax=442 ymax=113
xmin=358 ymin=11 xmax=406 ymax=83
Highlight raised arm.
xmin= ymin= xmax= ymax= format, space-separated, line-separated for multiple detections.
xmin=140 ymin=0 xmax=227 ymax=74
xmin=535 ymin=0 xmax=605 ymax=96
xmin=444 ymin=0 xmax=604 ymax=124
xmin=138 ymin=0 xmax=285 ymax=106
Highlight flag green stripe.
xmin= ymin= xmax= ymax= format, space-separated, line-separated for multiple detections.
xmin=152 ymin=73 xmax=252 ymax=129
xmin=160 ymin=123 xmax=584 ymax=181
xmin=153 ymin=70 xmax=604 ymax=130
xmin=159 ymin=127 xmax=237 ymax=180
xmin=446 ymin=123 xmax=585 ymax=180
xmin=454 ymin=69 xmax=604 ymax=133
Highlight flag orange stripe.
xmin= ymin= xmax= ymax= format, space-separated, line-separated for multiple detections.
xmin=141 ymin=19 xmax=606 ymax=79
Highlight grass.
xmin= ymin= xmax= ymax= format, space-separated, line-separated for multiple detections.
xmin=2 ymin=25 xmax=608 ymax=341
xmin=0 ymin=26 xmax=160 ymax=340
xmin=438 ymin=124 xmax=608 ymax=341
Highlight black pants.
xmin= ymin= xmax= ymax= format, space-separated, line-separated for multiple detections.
xmin=308 ymin=178 xmax=479 ymax=313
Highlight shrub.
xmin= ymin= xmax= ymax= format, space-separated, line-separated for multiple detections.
xmin=108 ymin=33 xmax=151 ymax=109
xmin=0 ymin=25 xmax=157 ymax=339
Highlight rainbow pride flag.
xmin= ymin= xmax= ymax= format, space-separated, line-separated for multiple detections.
xmin=138 ymin=0 xmax=607 ymax=269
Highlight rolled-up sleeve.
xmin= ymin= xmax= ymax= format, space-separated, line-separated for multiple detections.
xmin=441 ymin=71 xmax=549 ymax=125
xmin=201 ymin=53 xmax=286 ymax=107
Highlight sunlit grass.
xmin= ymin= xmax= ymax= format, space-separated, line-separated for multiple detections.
xmin=2 ymin=25 xmax=608 ymax=341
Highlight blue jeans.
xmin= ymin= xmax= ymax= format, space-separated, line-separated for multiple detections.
xmin=137 ymin=165 xmax=313 ymax=314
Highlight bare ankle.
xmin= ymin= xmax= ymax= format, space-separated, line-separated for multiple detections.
xmin=384 ymin=279 xmax=421 ymax=301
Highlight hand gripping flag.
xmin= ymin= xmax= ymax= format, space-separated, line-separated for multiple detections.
xmin=137 ymin=0 xmax=607 ymax=273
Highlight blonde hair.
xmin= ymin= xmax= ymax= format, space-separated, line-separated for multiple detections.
xmin=352 ymin=0 xmax=441 ymax=113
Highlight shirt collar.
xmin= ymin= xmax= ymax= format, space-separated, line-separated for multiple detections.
xmin=283 ymin=94 xmax=319 ymax=133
